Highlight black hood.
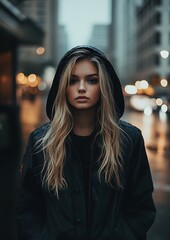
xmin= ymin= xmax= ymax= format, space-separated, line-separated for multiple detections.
xmin=46 ymin=45 xmax=124 ymax=120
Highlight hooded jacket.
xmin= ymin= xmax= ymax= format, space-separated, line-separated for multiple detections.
xmin=46 ymin=45 xmax=124 ymax=120
xmin=16 ymin=46 xmax=156 ymax=240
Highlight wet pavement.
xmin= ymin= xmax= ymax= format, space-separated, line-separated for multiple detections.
xmin=19 ymin=95 xmax=170 ymax=240
xmin=122 ymin=110 xmax=170 ymax=240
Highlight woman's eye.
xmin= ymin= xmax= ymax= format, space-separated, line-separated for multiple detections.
xmin=87 ymin=78 xmax=99 ymax=84
xmin=69 ymin=78 xmax=78 ymax=85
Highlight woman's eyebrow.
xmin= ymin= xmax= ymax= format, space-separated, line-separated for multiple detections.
xmin=71 ymin=74 xmax=98 ymax=77
xmin=70 ymin=74 xmax=78 ymax=77
xmin=86 ymin=74 xmax=98 ymax=77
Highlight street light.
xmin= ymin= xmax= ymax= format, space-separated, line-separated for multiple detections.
xmin=160 ymin=50 xmax=169 ymax=59
xmin=160 ymin=78 xmax=168 ymax=87
xmin=36 ymin=47 xmax=45 ymax=55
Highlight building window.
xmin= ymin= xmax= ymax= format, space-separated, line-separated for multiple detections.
xmin=155 ymin=12 xmax=161 ymax=24
xmin=0 ymin=51 xmax=13 ymax=103
xmin=154 ymin=53 xmax=160 ymax=66
xmin=155 ymin=0 xmax=161 ymax=5
xmin=154 ymin=31 xmax=161 ymax=45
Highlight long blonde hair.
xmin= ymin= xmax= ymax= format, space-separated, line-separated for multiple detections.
xmin=40 ymin=49 xmax=123 ymax=195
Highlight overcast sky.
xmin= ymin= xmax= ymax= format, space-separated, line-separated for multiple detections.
xmin=59 ymin=0 xmax=111 ymax=48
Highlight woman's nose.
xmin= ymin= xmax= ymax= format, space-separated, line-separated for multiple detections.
xmin=78 ymin=80 xmax=86 ymax=93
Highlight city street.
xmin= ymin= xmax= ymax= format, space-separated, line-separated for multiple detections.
xmin=1 ymin=1 xmax=170 ymax=239
xmin=123 ymin=109 xmax=170 ymax=240
xmin=19 ymin=95 xmax=170 ymax=240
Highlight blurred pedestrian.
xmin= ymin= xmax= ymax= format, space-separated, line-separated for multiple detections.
xmin=16 ymin=45 xmax=156 ymax=240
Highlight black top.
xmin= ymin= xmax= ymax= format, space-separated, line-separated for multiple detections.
xmin=71 ymin=131 xmax=94 ymax=228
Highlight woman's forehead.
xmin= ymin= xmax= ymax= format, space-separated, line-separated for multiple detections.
xmin=71 ymin=60 xmax=98 ymax=75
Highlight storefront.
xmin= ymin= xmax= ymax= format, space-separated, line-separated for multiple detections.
xmin=0 ymin=1 xmax=44 ymax=239
xmin=0 ymin=0 xmax=44 ymax=104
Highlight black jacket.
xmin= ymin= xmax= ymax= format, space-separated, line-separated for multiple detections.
xmin=16 ymin=120 xmax=155 ymax=240
xmin=16 ymin=46 xmax=156 ymax=239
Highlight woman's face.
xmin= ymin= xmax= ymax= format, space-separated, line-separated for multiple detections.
xmin=66 ymin=59 xmax=101 ymax=110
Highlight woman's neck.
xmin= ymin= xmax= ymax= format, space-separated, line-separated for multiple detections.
xmin=72 ymin=109 xmax=96 ymax=136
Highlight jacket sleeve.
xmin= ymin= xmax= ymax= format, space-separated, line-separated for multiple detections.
xmin=120 ymin=129 xmax=156 ymax=240
xmin=16 ymin=134 xmax=46 ymax=240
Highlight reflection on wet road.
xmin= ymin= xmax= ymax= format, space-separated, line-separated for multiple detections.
xmin=122 ymin=109 xmax=170 ymax=240
xmin=123 ymin=110 xmax=170 ymax=195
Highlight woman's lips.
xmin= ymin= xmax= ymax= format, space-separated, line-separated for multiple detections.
xmin=75 ymin=96 xmax=89 ymax=100
xmin=75 ymin=96 xmax=89 ymax=102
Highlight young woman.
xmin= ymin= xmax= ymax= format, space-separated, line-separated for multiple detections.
xmin=16 ymin=46 xmax=156 ymax=240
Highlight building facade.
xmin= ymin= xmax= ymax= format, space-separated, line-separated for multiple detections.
xmin=88 ymin=24 xmax=110 ymax=57
xmin=18 ymin=0 xmax=60 ymax=75
xmin=0 ymin=1 xmax=44 ymax=239
xmin=0 ymin=0 xmax=44 ymax=104
xmin=109 ymin=0 xmax=142 ymax=84
xmin=136 ymin=0 xmax=170 ymax=88
xmin=110 ymin=0 xmax=170 ymax=93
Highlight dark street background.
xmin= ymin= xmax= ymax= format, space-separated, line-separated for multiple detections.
xmin=1 ymin=1 xmax=170 ymax=239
